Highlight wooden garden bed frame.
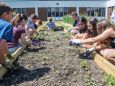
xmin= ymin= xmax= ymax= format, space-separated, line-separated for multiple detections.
xmin=0 ymin=44 xmax=26 ymax=79
xmin=57 ymin=21 xmax=115 ymax=78
xmin=0 ymin=22 xmax=47 ymax=79
xmin=93 ymin=52 xmax=115 ymax=78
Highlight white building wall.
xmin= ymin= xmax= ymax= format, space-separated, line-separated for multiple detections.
xmin=5 ymin=1 xmax=107 ymax=8
xmin=107 ymin=0 xmax=115 ymax=7
xmin=3 ymin=0 xmax=107 ymax=19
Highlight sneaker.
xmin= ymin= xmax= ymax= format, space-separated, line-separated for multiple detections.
xmin=32 ymin=40 xmax=41 ymax=46
xmin=32 ymin=42 xmax=38 ymax=46
xmin=69 ymin=41 xmax=73 ymax=46
xmin=79 ymin=51 xmax=93 ymax=59
xmin=69 ymin=41 xmax=80 ymax=46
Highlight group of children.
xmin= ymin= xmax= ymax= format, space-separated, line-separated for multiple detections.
xmin=0 ymin=3 xmax=63 ymax=66
xmin=0 ymin=3 xmax=114 ymax=67
xmin=0 ymin=4 xmax=42 ymax=65
xmin=69 ymin=11 xmax=115 ymax=64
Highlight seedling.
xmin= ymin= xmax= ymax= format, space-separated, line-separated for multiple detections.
xmin=80 ymin=60 xmax=90 ymax=71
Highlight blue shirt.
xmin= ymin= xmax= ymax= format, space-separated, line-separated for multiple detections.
xmin=73 ymin=20 xmax=78 ymax=27
xmin=73 ymin=16 xmax=81 ymax=27
xmin=47 ymin=22 xmax=56 ymax=29
xmin=27 ymin=18 xmax=35 ymax=30
xmin=0 ymin=19 xmax=13 ymax=42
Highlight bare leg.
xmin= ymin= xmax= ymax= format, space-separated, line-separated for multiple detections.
xmin=100 ymin=49 xmax=115 ymax=58
xmin=107 ymin=58 xmax=115 ymax=65
xmin=21 ymin=33 xmax=32 ymax=45
xmin=100 ymin=49 xmax=115 ymax=65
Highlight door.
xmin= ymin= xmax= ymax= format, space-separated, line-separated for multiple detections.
xmin=38 ymin=8 xmax=47 ymax=21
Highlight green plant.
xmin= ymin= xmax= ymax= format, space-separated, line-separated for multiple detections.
xmin=63 ymin=15 xmax=74 ymax=24
xmin=79 ymin=14 xmax=90 ymax=20
xmin=80 ymin=60 xmax=90 ymax=71
xmin=105 ymin=74 xmax=115 ymax=86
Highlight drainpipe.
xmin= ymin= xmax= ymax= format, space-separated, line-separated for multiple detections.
xmin=35 ymin=7 xmax=38 ymax=16
xmin=106 ymin=6 xmax=108 ymax=19
xmin=77 ymin=7 xmax=79 ymax=16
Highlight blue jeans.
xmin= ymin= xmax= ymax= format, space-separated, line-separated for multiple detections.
xmin=8 ymin=44 xmax=21 ymax=54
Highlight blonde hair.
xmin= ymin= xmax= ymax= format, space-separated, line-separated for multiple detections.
xmin=11 ymin=13 xmax=20 ymax=26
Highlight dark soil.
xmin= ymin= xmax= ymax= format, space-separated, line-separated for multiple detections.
xmin=0 ymin=30 xmax=107 ymax=86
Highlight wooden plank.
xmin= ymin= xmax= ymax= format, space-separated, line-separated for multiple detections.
xmin=93 ymin=52 xmax=115 ymax=78
xmin=10 ymin=45 xmax=26 ymax=64
xmin=0 ymin=66 xmax=7 ymax=79
xmin=0 ymin=45 xmax=26 ymax=79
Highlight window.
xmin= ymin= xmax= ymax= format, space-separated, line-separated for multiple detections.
xmin=51 ymin=8 xmax=56 ymax=17
xmin=59 ymin=8 xmax=64 ymax=17
xmin=13 ymin=8 xmax=26 ymax=15
xmin=47 ymin=7 xmax=68 ymax=17
xmin=64 ymin=7 xmax=67 ymax=15
xmin=48 ymin=8 xmax=51 ymax=17
xmin=56 ymin=8 xmax=59 ymax=17
xmin=22 ymin=8 xmax=26 ymax=15
xmin=86 ymin=7 xmax=106 ymax=17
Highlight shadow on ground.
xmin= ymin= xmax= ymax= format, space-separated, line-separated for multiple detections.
xmin=0 ymin=66 xmax=50 ymax=86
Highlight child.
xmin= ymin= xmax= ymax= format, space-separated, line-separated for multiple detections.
xmin=0 ymin=4 xmax=13 ymax=64
xmin=47 ymin=17 xmax=56 ymax=30
xmin=111 ymin=8 xmax=115 ymax=24
xmin=17 ymin=14 xmax=39 ymax=46
xmin=72 ymin=17 xmax=88 ymax=39
xmin=81 ymin=17 xmax=98 ymax=48
xmin=63 ymin=11 xmax=80 ymax=34
xmin=7 ymin=14 xmax=31 ymax=53
xmin=87 ymin=17 xmax=98 ymax=37
xmin=27 ymin=14 xmax=39 ymax=35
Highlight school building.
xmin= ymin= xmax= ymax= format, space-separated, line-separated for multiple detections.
xmin=0 ymin=0 xmax=115 ymax=20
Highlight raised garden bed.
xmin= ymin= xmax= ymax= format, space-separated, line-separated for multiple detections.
xmin=0 ymin=27 xmax=114 ymax=86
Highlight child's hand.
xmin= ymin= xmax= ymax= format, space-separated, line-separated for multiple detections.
xmin=87 ymin=47 xmax=95 ymax=52
xmin=69 ymin=39 xmax=81 ymax=46
xmin=6 ymin=54 xmax=14 ymax=59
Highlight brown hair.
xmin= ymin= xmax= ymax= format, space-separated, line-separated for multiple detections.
xmin=87 ymin=17 xmax=98 ymax=37
xmin=11 ymin=14 xmax=28 ymax=26
xmin=38 ymin=20 xmax=42 ymax=25
xmin=30 ymin=14 xmax=38 ymax=20
xmin=18 ymin=14 xmax=28 ymax=23
xmin=97 ymin=20 xmax=111 ymax=48
xmin=111 ymin=23 xmax=115 ymax=30
xmin=97 ymin=20 xmax=111 ymax=35
xmin=11 ymin=13 xmax=20 ymax=26
xmin=71 ymin=11 xmax=78 ymax=16
xmin=36 ymin=20 xmax=42 ymax=26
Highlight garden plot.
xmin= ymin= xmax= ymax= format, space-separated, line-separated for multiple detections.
xmin=0 ymin=28 xmax=114 ymax=86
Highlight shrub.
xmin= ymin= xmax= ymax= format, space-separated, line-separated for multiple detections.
xmin=63 ymin=15 xmax=73 ymax=24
